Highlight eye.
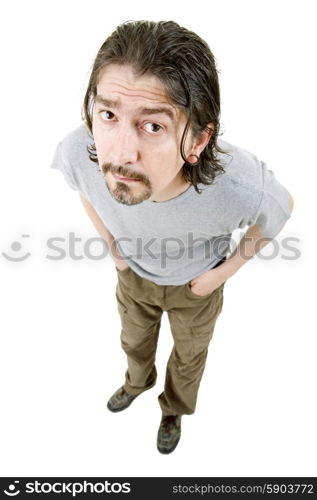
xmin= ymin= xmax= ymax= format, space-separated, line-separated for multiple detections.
xmin=143 ymin=122 xmax=163 ymax=134
xmin=99 ymin=110 xmax=116 ymax=121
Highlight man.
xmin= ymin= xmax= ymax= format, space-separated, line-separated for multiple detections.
xmin=50 ymin=20 xmax=294 ymax=454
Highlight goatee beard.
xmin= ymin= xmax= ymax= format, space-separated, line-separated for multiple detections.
xmin=101 ymin=162 xmax=153 ymax=205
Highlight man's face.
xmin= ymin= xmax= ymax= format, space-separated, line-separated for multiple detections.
xmin=92 ymin=64 xmax=194 ymax=205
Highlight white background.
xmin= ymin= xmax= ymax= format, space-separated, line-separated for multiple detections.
xmin=0 ymin=0 xmax=316 ymax=477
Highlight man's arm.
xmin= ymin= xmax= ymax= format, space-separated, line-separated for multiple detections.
xmin=221 ymin=192 xmax=294 ymax=277
xmin=79 ymin=194 xmax=128 ymax=270
xmin=189 ymin=192 xmax=294 ymax=295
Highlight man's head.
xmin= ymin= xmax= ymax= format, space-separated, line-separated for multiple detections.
xmin=83 ymin=20 xmax=225 ymax=205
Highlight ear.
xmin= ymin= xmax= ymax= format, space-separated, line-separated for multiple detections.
xmin=190 ymin=122 xmax=214 ymax=157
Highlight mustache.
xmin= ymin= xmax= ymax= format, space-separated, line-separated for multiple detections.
xmin=101 ymin=162 xmax=151 ymax=187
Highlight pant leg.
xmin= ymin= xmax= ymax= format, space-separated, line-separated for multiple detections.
xmin=116 ymin=267 xmax=163 ymax=396
xmin=158 ymin=281 xmax=225 ymax=415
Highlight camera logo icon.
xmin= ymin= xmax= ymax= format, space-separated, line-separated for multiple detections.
xmin=3 ymin=481 xmax=20 ymax=496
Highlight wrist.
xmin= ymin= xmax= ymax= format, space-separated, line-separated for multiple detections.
xmin=212 ymin=260 xmax=238 ymax=281
xmin=218 ymin=253 xmax=253 ymax=279
xmin=115 ymin=261 xmax=129 ymax=271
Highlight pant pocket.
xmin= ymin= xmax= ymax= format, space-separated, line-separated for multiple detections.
xmin=185 ymin=280 xmax=222 ymax=299
xmin=115 ymin=265 xmax=131 ymax=274
xmin=186 ymin=284 xmax=213 ymax=299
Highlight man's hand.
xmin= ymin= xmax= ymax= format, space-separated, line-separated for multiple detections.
xmin=189 ymin=266 xmax=227 ymax=296
xmin=115 ymin=261 xmax=129 ymax=271
xmin=190 ymin=209 xmax=294 ymax=296
xmin=190 ymin=224 xmax=267 ymax=296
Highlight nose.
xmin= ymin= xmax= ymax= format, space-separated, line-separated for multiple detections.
xmin=108 ymin=124 xmax=139 ymax=166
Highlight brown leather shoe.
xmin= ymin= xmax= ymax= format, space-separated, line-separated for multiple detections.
xmin=107 ymin=386 xmax=138 ymax=412
xmin=157 ymin=414 xmax=182 ymax=454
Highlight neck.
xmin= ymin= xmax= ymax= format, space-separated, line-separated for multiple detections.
xmin=150 ymin=175 xmax=191 ymax=203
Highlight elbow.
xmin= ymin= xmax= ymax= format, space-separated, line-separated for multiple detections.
xmin=288 ymin=192 xmax=294 ymax=212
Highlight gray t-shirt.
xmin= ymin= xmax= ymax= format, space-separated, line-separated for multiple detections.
xmin=50 ymin=124 xmax=291 ymax=285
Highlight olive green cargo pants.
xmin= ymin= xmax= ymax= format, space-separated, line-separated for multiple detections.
xmin=115 ymin=263 xmax=225 ymax=416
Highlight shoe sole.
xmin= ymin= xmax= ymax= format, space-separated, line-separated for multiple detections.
xmin=107 ymin=400 xmax=135 ymax=413
xmin=106 ymin=383 xmax=156 ymax=413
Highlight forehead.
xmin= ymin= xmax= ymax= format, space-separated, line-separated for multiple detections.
xmin=96 ymin=64 xmax=180 ymax=117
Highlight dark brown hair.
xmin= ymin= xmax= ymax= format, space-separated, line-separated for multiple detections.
xmin=82 ymin=20 xmax=227 ymax=193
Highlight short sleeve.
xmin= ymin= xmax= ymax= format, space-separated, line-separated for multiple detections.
xmin=50 ymin=141 xmax=78 ymax=191
xmin=252 ymin=161 xmax=292 ymax=239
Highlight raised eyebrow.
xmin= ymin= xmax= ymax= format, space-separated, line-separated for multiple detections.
xmin=139 ymin=107 xmax=175 ymax=122
xmin=95 ymin=95 xmax=175 ymax=122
